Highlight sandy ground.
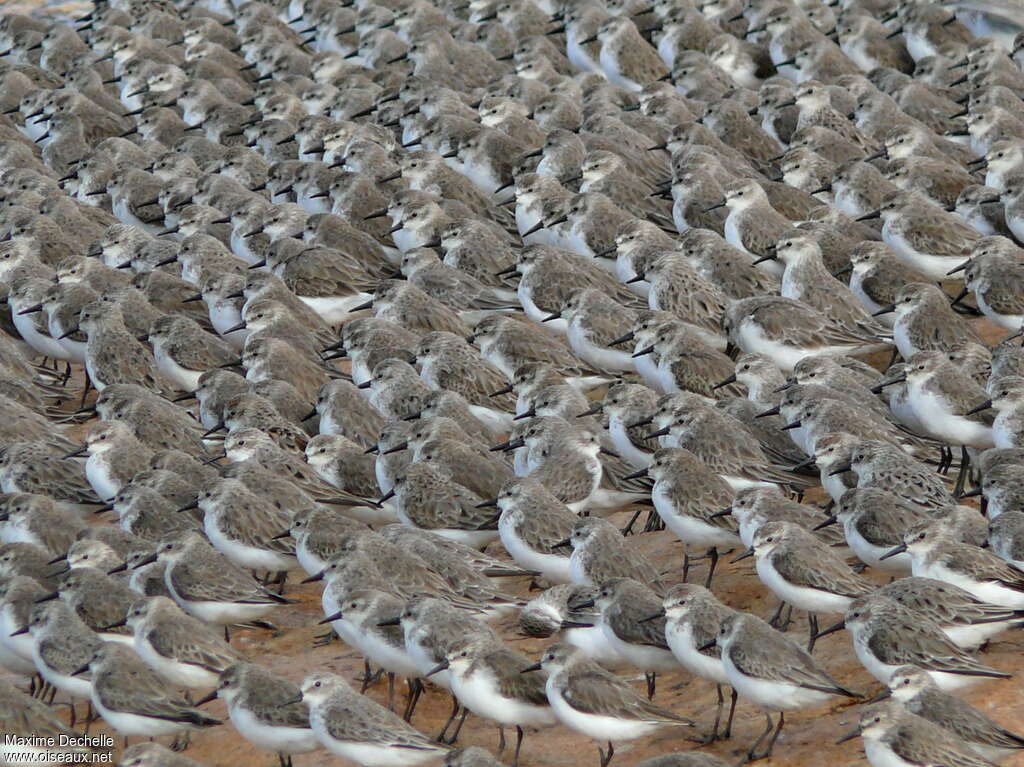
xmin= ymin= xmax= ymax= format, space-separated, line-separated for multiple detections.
xmin=3 ymin=311 xmax=1023 ymax=767
xmin=26 ymin=511 xmax=1023 ymax=767
xmin=145 ymin=528 xmax=1024 ymax=767
xmin=0 ymin=1 xmax=1019 ymax=751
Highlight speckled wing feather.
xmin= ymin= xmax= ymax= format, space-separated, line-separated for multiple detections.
xmin=770 ymin=548 xmax=872 ymax=597
xmin=887 ymin=717 xmax=1003 ymax=767
xmin=560 ymin=666 xmax=693 ymax=724
xmin=735 ymin=207 xmax=790 ymax=257
xmin=940 ymin=546 xmax=1024 ymax=592
xmin=73 ymin=590 xmax=133 ymax=636
xmin=283 ymin=250 xmax=377 ymax=296
xmin=854 ymin=504 xmax=922 ymax=548
xmin=513 ymin=505 xmax=577 ymax=556
xmin=498 ymin=324 xmax=596 ymax=376
xmin=579 ymin=301 xmax=639 ymax=348
xmin=38 ymin=633 xmax=98 ymax=675
xmin=223 ymin=504 xmax=297 ymax=556
xmin=665 ymin=348 xmax=738 ymax=399
xmin=165 ymin=332 xmax=237 ymax=372
xmin=867 ymin=621 xmax=1008 ymax=677
xmin=403 ymin=481 xmax=496 ymax=532
xmin=911 ymin=688 xmax=1024 ymax=751
xmin=95 ymin=664 xmax=220 ymax=725
xmin=982 ymin=274 xmax=1024 ymax=316
xmin=145 ymin=623 xmax=240 ymax=675
xmin=895 ymin=206 xmax=980 ymax=258
xmin=863 ymin=466 xmax=955 ymax=510
xmin=431 ymin=359 xmax=516 ymax=411
xmin=169 ymin=558 xmax=291 ymax=606
xmin=330 ymin=451 xmax=381 ymax=497
xmin=321 ymin=695 xmax=446 ymax=749
xmin=380 ymin=525 xmax=538 ymax=577
xmin=677 ymin=411 xmax=816 ymax=489
xmin=684 ymin=481 xmax=740 ymax=533
xmin=749 ymin=298 xmax=883 ymax=346
xmin=527 ymin=453 xmax=599 ymax=505
xmin=6 ymin=443 xmax=98 ymax=503
xmin=578 ymin=266 xmax=648 ymax=312
xmin=583 ymin=537 xmax=661 ymax=588
xmin=489 ymin=647 xmax=550 ymax=707
xmin=880 ymin=579 xmax=1024 ymax=626
xmin=663 ymin=464 xmax=737 ymax=532
xmin=243 ymin=688 xmax=311 ymax=730
xmin=716 ymin=400 xmax=809 ymax=468
xmin=609 ymin=602 xmax=670 ymax=649
xmin=728 ymin=623 xmax=854 ymax=695
xmin=600 ymin=451 xmax=653 ymax=494
xmin=652 ymin=270 xmax=726 ymax=334
xmin=861 ymin=264 xmax=905 ymax=306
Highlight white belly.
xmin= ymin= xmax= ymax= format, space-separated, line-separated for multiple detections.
xmin=824 ymin=474 xmax=857 ymax=509
xmin=0 ymin=626 xmax=36 ymax=676
xmin=312 ymin=726 xmax=438 ymax=767
xmin=909 ymin=389 xmax=994 ymax=448
xmin=499 ymin=520 xmax=573 ymax=583
xmin=176 ymin=597 xmax=276 ymax=625
xmin=755 ymin=557 xmax=853 ymax=614
xmin=451 ymin=667 xmax=556 ymax=727
xmin=601 ymin=619 xmax=678 ymax=673
xmin=608 ymin=421 xmax=651 ymax=468
xmin=634 ymin=353 xmax=662 ymax=389
xmin=915 ymin=561 xmax=1024 ymax=609
xmin=564 ymin=626 xmax=626 ymax=667
xmin=735 ymin=321 xmax=810 ymax=372
xmin=468 ymin=404 xmax=514 ymax=434
xmin=135 ymin=635 xmax=220 ymax=689
xmin=547 ymin=682 xmax=665 ymax=741
xmin=167 ymin=566 xmax=275 ymax=625
xmin=653 ymin=486 xmax=740 ymax=549
xmin=665 ymin=622 xmax=728 ymax=685
xmin=85 ymin=456 xmax=121 ymax=501
xmin=723 ymin=214 xmax=745 ymax=254
xmin=296 ymin=544 xmax=327 ymax=577
xmin=892 ymin=318 xmax=915 ymax=359
xmin=941 ymin=619 xmax=1011 ymax=651
xmin=518 ymin=285 xmax=567 ymax=333
xmin=0 ymin=611 xmax=35 ymax=666
xmin=154 ymin=347 xmax=203 ymax=392
xmin=299 ymin=294 xmax=373 ymax=325
xmin=567 ymin=326 xmax=633 ymax=372
xmin=722 ymin=652 xmax=831 ymax=710
xmin=977 ymin=292 xmax=1022 ymax=330
xmin=844 ymin=525 xmax=911 ymax=575
xmin=231 ymin=704 xmax=319 ymax=754
xmin=12 ymin=311 xmax=69 ymax=360
xmin=405 ymin=634 xmax=451 ymax=690
xmin=863 ymin=739 xmax=915 ymax=767
xmin=884 ymin=230 xmax=960 ymax=281
xmin=204 ymin=517 xmax=297 ymax=572
xmin=230 ymin=233 xmax=263 ymax=266
xmin=93 ymin=698 xmax=188 ymax=737
xmin=33 ymin=646 xmax=92 ymax=700
xmin=351 ymin=631 xmax=421 ymax=679
xmin=568 ymin=552 xmax=591 ymax=585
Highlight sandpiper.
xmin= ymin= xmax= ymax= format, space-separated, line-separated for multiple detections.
xmin=528 ymin=642 xmax=694 ymax=766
